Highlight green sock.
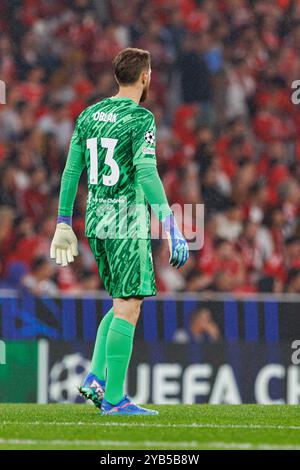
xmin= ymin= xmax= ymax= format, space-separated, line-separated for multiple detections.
xmin=105 ymin=317 xmax=135 ymax=405
xmin=90 ymin=308 xmax=114 ymax=381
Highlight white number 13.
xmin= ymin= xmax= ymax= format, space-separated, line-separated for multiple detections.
xmin=87 ymin=137 xmax=119 ymax=186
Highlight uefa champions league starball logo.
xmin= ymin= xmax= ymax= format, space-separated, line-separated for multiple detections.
xmin=144 ymin=130 xmax=155 ymax=145
xmin=49 ymin=353 xmax=90 ymax=403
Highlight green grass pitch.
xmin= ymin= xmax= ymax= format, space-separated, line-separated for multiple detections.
xmin=1 ymin=404 xmax=300 ymax=450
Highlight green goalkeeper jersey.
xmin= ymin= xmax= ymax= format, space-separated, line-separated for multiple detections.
xmin=59 ymin=97 xmax=159 ymax=239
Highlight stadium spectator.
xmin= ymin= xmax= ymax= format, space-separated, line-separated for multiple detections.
xmin=1 ymin=0 xmax=300 ymax=294
xmin=21 ymin=256 xmax=58 ymax=296
xmin=286 ymin=268 xmax=300 ymax=294
xmin=173 ymin=307 xmax=221 ymax=343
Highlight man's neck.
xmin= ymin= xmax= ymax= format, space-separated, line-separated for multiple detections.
xmin=113 ymin=86 xmax=141 ymax=105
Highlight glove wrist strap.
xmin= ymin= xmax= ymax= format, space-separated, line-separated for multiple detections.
xmin=57 ymin=215 xmax=72 ymax=226
xmin=162 ymin=213 xmax=175 ymax=233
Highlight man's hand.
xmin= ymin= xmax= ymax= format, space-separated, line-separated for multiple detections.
xmin=50 ymin=223 xmax=78 ymax=267
xmin=163 ymin=214 xmax=189 ymax=269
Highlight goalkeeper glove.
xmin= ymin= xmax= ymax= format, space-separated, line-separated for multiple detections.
xmin=50 ymin=222 xmax=78 ymax=267
xmin=162 ymin=214 xmax=189 ymax=269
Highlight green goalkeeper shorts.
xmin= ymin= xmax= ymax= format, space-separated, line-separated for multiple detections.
xmin=88 ymin=237 xmax=157 ymax=298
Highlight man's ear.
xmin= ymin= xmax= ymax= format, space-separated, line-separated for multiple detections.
xmin=141 ymin=71 xmax=148 ymax=85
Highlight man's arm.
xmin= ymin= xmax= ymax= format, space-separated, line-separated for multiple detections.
xmin=58 ymin=126 xmax=86 ymax=222
xmin=136 ymin=164 xmax=189 ymax=268
xmin=132 ymin=109 xmax=189 ymax=269
xmin=135 ymin=164 xmax=172 ymax=221
xmin=50 ymin=124 xmax=85 ymax=266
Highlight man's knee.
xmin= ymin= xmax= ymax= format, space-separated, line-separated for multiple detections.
xmin=113 ymin=297 xmax=144 ymax=326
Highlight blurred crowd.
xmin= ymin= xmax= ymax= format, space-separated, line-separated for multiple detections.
xmin=1 ymin=0 xmax=300 ymax=295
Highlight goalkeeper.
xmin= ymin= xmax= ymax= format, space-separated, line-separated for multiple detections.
xmin=50 ymin=48 xmax=189 ymax=416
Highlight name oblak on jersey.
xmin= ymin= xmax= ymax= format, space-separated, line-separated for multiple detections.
xmin=93 ymin=111 xmax=118 ymax=123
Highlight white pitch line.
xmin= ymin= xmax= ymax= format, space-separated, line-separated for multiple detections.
xmin=0 ymin=438 xmax=300 ymax=450
xmin=0 ymin=438 xmax=198 ymax=448
xmin=2 ymin=421 xmax=300 ymax=431
xmin=203 ymin=442 xmax=300 ymax=450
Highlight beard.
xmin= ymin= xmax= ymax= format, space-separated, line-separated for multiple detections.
xmin=140 ymin=82 xmax=149 ymax=102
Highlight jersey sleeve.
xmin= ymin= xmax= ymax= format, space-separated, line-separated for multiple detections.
xmin=69 ymin=118 xmax=83 ymax=152
xmin=58 ymin=119 xmax=86 ymax=216
xmin=136 ymin=165 xmax=172 ymax=221
xmin=132 ymin=109 xmax=157 ymax=167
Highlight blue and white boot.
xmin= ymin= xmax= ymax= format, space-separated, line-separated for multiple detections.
xmin=101 ymin=395 xmax=158 ymax=416
xmin=78 ymin=373 xmax=105 ymax=409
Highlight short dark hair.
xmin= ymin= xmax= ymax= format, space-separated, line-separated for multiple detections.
xmin=113 ymin=48 xmax=150 ymax=85
xmin=32 ymin=256 xmax=48 ymax=272
xmin=287 ymin=268 xmax=300 ymax=284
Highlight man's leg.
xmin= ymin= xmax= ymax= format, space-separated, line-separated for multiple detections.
xmin=104 ymin=297 xmax=142 ymax=405
xmin=79 ymin=238 xmax=113 ymax=408
xmin=90 ymin=307 xmax=114 ymax=381
xmin=100 ymin=239 xmax=158 ymax=414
